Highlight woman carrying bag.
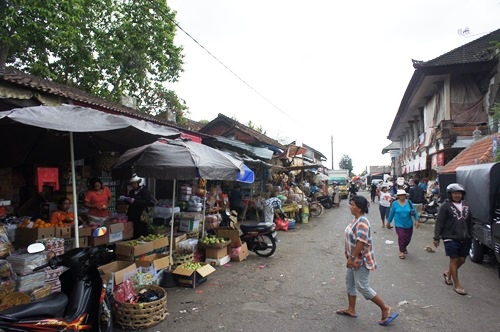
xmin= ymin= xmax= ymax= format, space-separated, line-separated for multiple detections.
xmin=387 ymin=189 xmax=419 ymax=259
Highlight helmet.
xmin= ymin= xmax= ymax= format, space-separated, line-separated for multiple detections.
xmin=446 ymin=183 xmax=465 ymax=199
xmin=129 ymin=174 xmax=142 ymax=184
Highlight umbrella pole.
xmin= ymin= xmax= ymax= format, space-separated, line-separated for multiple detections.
xmin=169 ymin=179 xmax=176 ymax=265
xmin=202 ymin=182 xmax=207 ymax=238
xmin=70 ymin=132 xmax=80 ymax=248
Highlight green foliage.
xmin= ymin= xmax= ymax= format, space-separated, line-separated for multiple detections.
xmin=339 ymin=155 xmax=353 ymax=177
xmin=247 ymin=120 xmax=267 ymax=135
xmin=1 ymin=0 xmax=184 ymax=116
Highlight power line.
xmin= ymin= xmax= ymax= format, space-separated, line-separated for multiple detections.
xmin=147 ymin=0 xmax=300 ymax=124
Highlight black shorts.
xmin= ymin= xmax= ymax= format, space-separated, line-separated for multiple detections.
xmin=444 ymin=239 xmax=471 ymax=258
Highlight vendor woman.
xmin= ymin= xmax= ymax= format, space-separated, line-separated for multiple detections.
xmin=50 ymin=197 xmax=81 ymax=225
xmin=84 ymin=177 xmax=112 ymax=224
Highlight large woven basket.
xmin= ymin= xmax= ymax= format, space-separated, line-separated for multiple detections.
xmin=113 ymin=285 xmax=168 ymax=330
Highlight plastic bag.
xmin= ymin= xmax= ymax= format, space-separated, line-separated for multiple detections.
xmin=114 ymin=279 xmax=137 ymax=303
xmin=274 ymin=216 xmax=289 ymax=231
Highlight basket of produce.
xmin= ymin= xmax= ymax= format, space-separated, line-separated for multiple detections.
xmin=0 ymin=292 xmax=30 ymax=311
xmin=171 ymin=251 xmax=194 ymax=267
xmin=197 ymin=235 xmax=231 ymax=249
xmin=113 ymin=285 xmax=168 ymax=330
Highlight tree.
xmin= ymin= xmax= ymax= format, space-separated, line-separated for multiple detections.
xmin=339 ymin=155 xmax=354 ymax=177
xmin=246 ymin=120 xmax=267 ymax=135
xmin=1 ymin=0 xmax=184 ymax=114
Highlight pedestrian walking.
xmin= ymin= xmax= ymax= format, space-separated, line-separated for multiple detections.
xmin=409 ymin=179 xmax=426 ymax=215
xmin=433 ymin=183 xmax=472 ymax=296
xmin=378 ymin=184 xmax=392 ymax=228
xmin=387 ymin=189 xmax=420 ymax=259
xmin=370 ymin=182 xmax=377 ymax=203
xmin=336 ymin=195 xmax=399 ymax=326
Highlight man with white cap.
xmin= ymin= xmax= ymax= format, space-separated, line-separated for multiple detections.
xmin=119 ymin=174 xmax=156 ymax=238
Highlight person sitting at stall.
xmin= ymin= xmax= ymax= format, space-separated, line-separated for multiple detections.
xmin=264 ymin=191 xmax=284 ymax=223
xmin=229 ymin=184 xmax=245 ymax=220
xmin=50 ymin=197 xmax=82 ymax=225
xmin=84 ymin=177 xmax=112 ymax=225
xmin=119 ymin=175 xmax=156 ymax=238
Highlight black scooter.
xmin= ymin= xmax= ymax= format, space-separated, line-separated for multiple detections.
xmin=0 ymin=236 xmax=114 ymax=331
xmin=419 ymin=197 xmax=440 ymax=223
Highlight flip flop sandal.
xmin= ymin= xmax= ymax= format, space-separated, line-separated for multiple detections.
xmin=399 ymin=254 xmax=405 ymax=259
xmin=378 ymin=312 xmax=399 ymax=326
xmin=443 ymin=273 xmax=453 ymax=285
xmin=454 ymin=288 xmax=467 ymax=295
xmin=336 ymin=310 xmax=357 ymax=318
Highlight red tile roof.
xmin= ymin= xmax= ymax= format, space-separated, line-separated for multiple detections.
xmin=438 ymin=133 xmax=500 ymax=173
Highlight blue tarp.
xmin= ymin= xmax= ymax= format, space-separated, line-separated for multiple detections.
xmin=237 ymin=164 xmax=255 ymax=183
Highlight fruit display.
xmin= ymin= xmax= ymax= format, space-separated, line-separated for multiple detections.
xmin=198 ymin=235 xmax=230 ymax=248
xmin=182 ymin=262 xmax=204 ymax=270
xmin=137 ymin=234 xmax=165 ymax=242
xmin=126 ymin=268 xmax=158 ymax=288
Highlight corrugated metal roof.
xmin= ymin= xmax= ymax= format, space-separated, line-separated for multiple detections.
xmin=214 ymin=136 xmax=274 ymax=160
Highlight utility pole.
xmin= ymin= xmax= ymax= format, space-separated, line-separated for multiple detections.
xmin=331 ymin=135 xmax=334 ymax=170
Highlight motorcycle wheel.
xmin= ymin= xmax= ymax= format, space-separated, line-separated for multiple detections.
xmin=419 ymin=214 xmax=428 ymax=223
xmin=253 ymin=234 xmax=277 ymax=257
xmin=98 ymin=294 xmax=113 ymax=332
xmin=309 ymin=203 xmax=323 ymax=217
xmin=469 ymin=238 xmax=485 ymax=263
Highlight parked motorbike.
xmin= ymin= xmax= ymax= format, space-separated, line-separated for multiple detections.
xmin=306 ymin=193 xmax=324 ymax=217
xmin=0 ymin=230 xmax=114 ymax=332
xmin=419 ymin=196 xmax=440 ymax=223
xmin=240 ymin=221 xmax=278 ymax=257
xmin=314 ymin=193 xmax=336 ymax=209
xmin=217 ymin=210 xmax=278 ymax=257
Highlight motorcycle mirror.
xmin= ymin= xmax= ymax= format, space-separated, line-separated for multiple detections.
xmin=93 ymin=226 xmax=107 ymax=238
xmin=27 ymin=242 xmax=45 ymax=253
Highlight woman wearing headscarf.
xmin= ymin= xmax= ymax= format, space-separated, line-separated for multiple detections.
xmin=387 ymin=189 xmax=419 ymax=259
xmin=336 ymin=195 xmax=399 ymax=326
xmin=433 ymin=183 xmax=472 ymax=296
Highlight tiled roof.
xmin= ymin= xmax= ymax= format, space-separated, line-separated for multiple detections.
xmin=0 ymin=66 xmax=184 ymax=130
xmin=416 ymin=28 xmax=500 ymax=68
xmin=200 ymin=113 xmax=286 ymax=149
xmin=438 ymin=133 xmax=500 ymax=173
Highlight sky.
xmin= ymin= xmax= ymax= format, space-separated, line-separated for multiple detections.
xmin=167 ymin=0 xmax=499 ymax=174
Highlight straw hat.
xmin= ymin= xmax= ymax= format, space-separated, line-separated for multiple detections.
xmin=396 ymin=189 xmax=408 ymax=196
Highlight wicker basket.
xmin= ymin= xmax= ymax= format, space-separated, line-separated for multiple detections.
xmin=113 ymin=285 xmax=168 ymax=330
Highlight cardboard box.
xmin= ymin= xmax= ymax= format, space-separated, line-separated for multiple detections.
xmin=173 ymin=262 xmax=216 ymax=288
xmin=179 ymin=219 xmax=200 ymax=232
xmin=151 ymin=236 xmax=169 ymax=250
xmin=78 ymin=237 xmax=89 ymax=248
xmin=54 ymin=226 xmax=72 ymax=239
xmin=205 ymin=246 xmax=228 ymax=259
xmin=135 ymin=253 xmax=171 ymax=271
xmin=205 ymin=255 xmax=231 ymax=267
xmin=172 ymin=233 xmax=187 ymax=250
xmin=230 ymin=242 xmax=249 ymax=262
xmin=90 ymin=233 xmax=109 ymax=247
xmin=115 ymin=240 xmax=154 ymax=261
xmin=98 ymin=261 xmax=137 ymax=286
xmin=107 ymin=222 xmax=124 ymax=243
xmin=15 ymin=227 xmax=55 ymax=247
xmin=72 ymin=226 xmax=93 ymax=238
xmin=216 ymin=228 xmax=243 ymax=248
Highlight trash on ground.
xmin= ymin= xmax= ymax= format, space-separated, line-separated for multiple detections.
xmin=385 ymin=240 xmax=394 ymax=244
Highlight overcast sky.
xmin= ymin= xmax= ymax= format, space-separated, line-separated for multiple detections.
xmin=167 ymin=0 xmax=499 ymax=174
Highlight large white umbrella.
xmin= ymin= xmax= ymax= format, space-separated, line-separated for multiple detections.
xmin=1 ymin=105 xmax=180 ymax=246
xmin=112 ymin=138 xmax=245 ymax=262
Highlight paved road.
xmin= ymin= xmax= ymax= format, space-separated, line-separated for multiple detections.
xmin=127 ymin=192 xmax=500 ymax=332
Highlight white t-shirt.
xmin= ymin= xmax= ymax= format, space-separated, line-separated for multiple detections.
xmin=379 ymin=191 xmax=392 ymax=207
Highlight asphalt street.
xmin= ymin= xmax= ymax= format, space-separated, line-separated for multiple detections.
xmin=127 ymin=192 xmax=500 ymax=332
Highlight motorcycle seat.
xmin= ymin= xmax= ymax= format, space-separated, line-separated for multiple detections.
xmin=240 ymin=222 xmax=274 ymax=233
xmin=0 ymin=292 xmax=68 ymax=321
